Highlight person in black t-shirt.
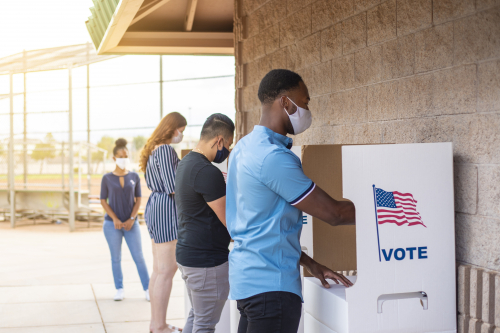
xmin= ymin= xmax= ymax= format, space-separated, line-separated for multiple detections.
xmin=175 ymin=113 xmax=234 ymax=333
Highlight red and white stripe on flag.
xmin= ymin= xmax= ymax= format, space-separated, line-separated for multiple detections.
xmin=377 ymin=191 xmax=426 ymax=227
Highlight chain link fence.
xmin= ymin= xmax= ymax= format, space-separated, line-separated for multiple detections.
xmin=0 ymin=49 xmax=235 ymax=231
xmin=0 ymin=138 xmax=107 ymax=227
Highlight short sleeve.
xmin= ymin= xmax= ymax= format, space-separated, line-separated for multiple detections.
xmin=194 ymin=165 xmax=226 ymax=203
xmin=260 ymin=150 xmax=315 ymax=205
xmin=134 ymin=174 xmax=142 ymax=197
xmin=100 ymin=176 xmax=108 ymax=200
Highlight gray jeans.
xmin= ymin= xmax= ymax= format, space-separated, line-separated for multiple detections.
xmin=177 ymin=261 xmax=230 ymax=333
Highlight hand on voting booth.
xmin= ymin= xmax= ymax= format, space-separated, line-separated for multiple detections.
xmin=300 ymin=252 xmax=354 ymax=289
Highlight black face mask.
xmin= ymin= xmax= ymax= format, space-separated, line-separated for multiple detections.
xmin=212 ymin=139 xmax=230 ymax=164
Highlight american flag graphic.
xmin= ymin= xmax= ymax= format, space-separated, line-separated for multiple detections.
xmin=375 ymin=187 xmax=426 ymax=227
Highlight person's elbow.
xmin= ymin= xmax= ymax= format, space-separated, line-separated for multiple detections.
xmin=324 ymin=209 xmax=343 ymax=226
xmin=325 ymin=201 xmax=355 ymax=226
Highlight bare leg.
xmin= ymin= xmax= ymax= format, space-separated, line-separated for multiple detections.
xmin=149 ymin=239 xmax=158 ymax=332
xmin=150 ymin=239 xmax=178 ymax=333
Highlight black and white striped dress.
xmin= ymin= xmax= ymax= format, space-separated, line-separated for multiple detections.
xmin=144 ymin=144 xmax=179 ymax=243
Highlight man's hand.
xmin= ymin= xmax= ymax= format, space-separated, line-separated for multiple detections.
xmin=300 ymin=252 xmax=353 ymax=288
xmin=306 ymin=261 xmax=353 ymax=288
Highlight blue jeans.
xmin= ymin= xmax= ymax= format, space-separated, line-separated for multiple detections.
xmin=103 ymin=219 xmax=150 ymax=290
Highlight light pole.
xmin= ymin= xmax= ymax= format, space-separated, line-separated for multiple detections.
xmin=9 ymin=72 xmax=15 ymax=228
xmin=68 ymin=65 xmax=75 ymax=231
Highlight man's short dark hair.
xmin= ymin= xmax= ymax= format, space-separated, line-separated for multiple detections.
xmin=257 ymin=69 xmax=303 ymax=105
xmin=200 ymin=113 xmax=235 ymax=141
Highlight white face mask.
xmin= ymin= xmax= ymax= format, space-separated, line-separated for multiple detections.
xmin=115 ymin=158 xmax=130 ymax=170
xmin=284 ymin=97 xmax=312 ymax=135
xmin=171 ymin=131 xmax=183 ymax=144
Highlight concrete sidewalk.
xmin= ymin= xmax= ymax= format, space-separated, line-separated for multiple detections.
xmin=0 ymin=221 xmax=185 ymax=332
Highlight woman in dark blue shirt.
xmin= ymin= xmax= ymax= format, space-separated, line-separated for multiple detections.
xmin=100 ymin=138 xmax=149 ymax=302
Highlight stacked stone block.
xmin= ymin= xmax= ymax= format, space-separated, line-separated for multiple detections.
xmin=458 ymin=265 xmax=500 ymax=333
xmin=234 ymin=0 xmax=500 ymax=325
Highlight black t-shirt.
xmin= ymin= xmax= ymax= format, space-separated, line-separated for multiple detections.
xmin=175 ymin=151 xmax=230 ymax=268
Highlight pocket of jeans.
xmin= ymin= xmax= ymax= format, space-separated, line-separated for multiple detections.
xmin=244 ymin=293 xmax=266 ymax=319
xmin=261 ymin=292 xmax=282 ymax=319
xmin=185 ymin=268 xmax=206 ymax=292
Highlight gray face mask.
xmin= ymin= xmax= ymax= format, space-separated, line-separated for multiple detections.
xmin=284 ymin=97 xmax=312 ymax=135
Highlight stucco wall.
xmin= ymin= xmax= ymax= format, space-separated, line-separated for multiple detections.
xmin=233 ymin=0 xmax=500 ymax=330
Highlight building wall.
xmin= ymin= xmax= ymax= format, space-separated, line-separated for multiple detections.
xmin=233 ymin=0 xmax=500 ymax=330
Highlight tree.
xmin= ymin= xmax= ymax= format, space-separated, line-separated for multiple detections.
xmin=98 ymin=136 xmax=115 ymax=155
xmin=31 ymin=133 xmax=56 ymax=174
xmin=133 ymin=136 xmax=147 ymax=151
xmin=92 ymin=136 xmax=114 ymax=162
xmin=92 ymin=136 xmax=114 ymax=173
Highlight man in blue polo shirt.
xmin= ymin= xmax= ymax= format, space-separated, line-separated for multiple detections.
xmin=226 ymin=69 xmax=356 ymax=333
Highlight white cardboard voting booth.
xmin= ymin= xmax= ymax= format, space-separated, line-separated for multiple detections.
xmin=298 ymin=143 xmax=456 ymax=333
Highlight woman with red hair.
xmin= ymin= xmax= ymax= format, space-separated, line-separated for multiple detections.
xmin=140 ymin=112 xmax=187 ymax=333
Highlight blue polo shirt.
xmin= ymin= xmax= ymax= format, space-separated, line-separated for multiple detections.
xmin=226 ymin=125 xmax=315 ymax=301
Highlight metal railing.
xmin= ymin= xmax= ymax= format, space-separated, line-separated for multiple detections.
xmin=0 ymin=140 xmax=108 ymax=228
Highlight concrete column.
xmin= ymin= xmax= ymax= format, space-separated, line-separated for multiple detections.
xmin=9 ymin=72 xmax=15 ymax=228
xmin=160 ymin=55 xmax=163 ymax=120
xmin=61 ymin=141 xmax=65 ymax=190
xmin=23 ymin=51 xmax=27 ymax=189
xmin=87 ymin=64 xmax=91 ymax=195
xmin=68 ymin=66 xmax=75 ymax=232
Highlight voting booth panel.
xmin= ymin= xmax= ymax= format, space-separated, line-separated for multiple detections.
xmin=302 ymin=145 xmax=357 ymax=273
xmin=298 ymin=143 xmax=456 ymax=333
xmin=293 ymin=145 xmax=357 ymax=275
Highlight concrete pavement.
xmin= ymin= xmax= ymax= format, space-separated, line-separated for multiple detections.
xmin=0 ymin=221 xmax=185 ymax=332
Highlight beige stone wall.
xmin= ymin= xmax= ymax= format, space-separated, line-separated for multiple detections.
xmin=234 ymin=0 xmax=500 ymax=329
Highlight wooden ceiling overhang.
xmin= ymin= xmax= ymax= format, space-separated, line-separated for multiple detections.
xmin=86 ymin=0 xmax=234 ymax=55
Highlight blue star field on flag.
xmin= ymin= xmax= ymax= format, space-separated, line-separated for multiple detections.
xmin=375 ymin=188 xmax=397 ymax=208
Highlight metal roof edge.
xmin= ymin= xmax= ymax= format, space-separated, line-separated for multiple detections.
xmin=0 ymin=43 xmax=120 ymax=75
xmin=86 ymin=0 xmax=120 ymax=51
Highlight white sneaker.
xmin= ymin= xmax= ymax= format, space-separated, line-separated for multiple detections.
xmin=113 ymin=288 xmax=124 ymax=301
xmin=167 ymin=324 xmax=182 ymax=332
xmin=145 ymin=289 xmax=150 ymax=302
